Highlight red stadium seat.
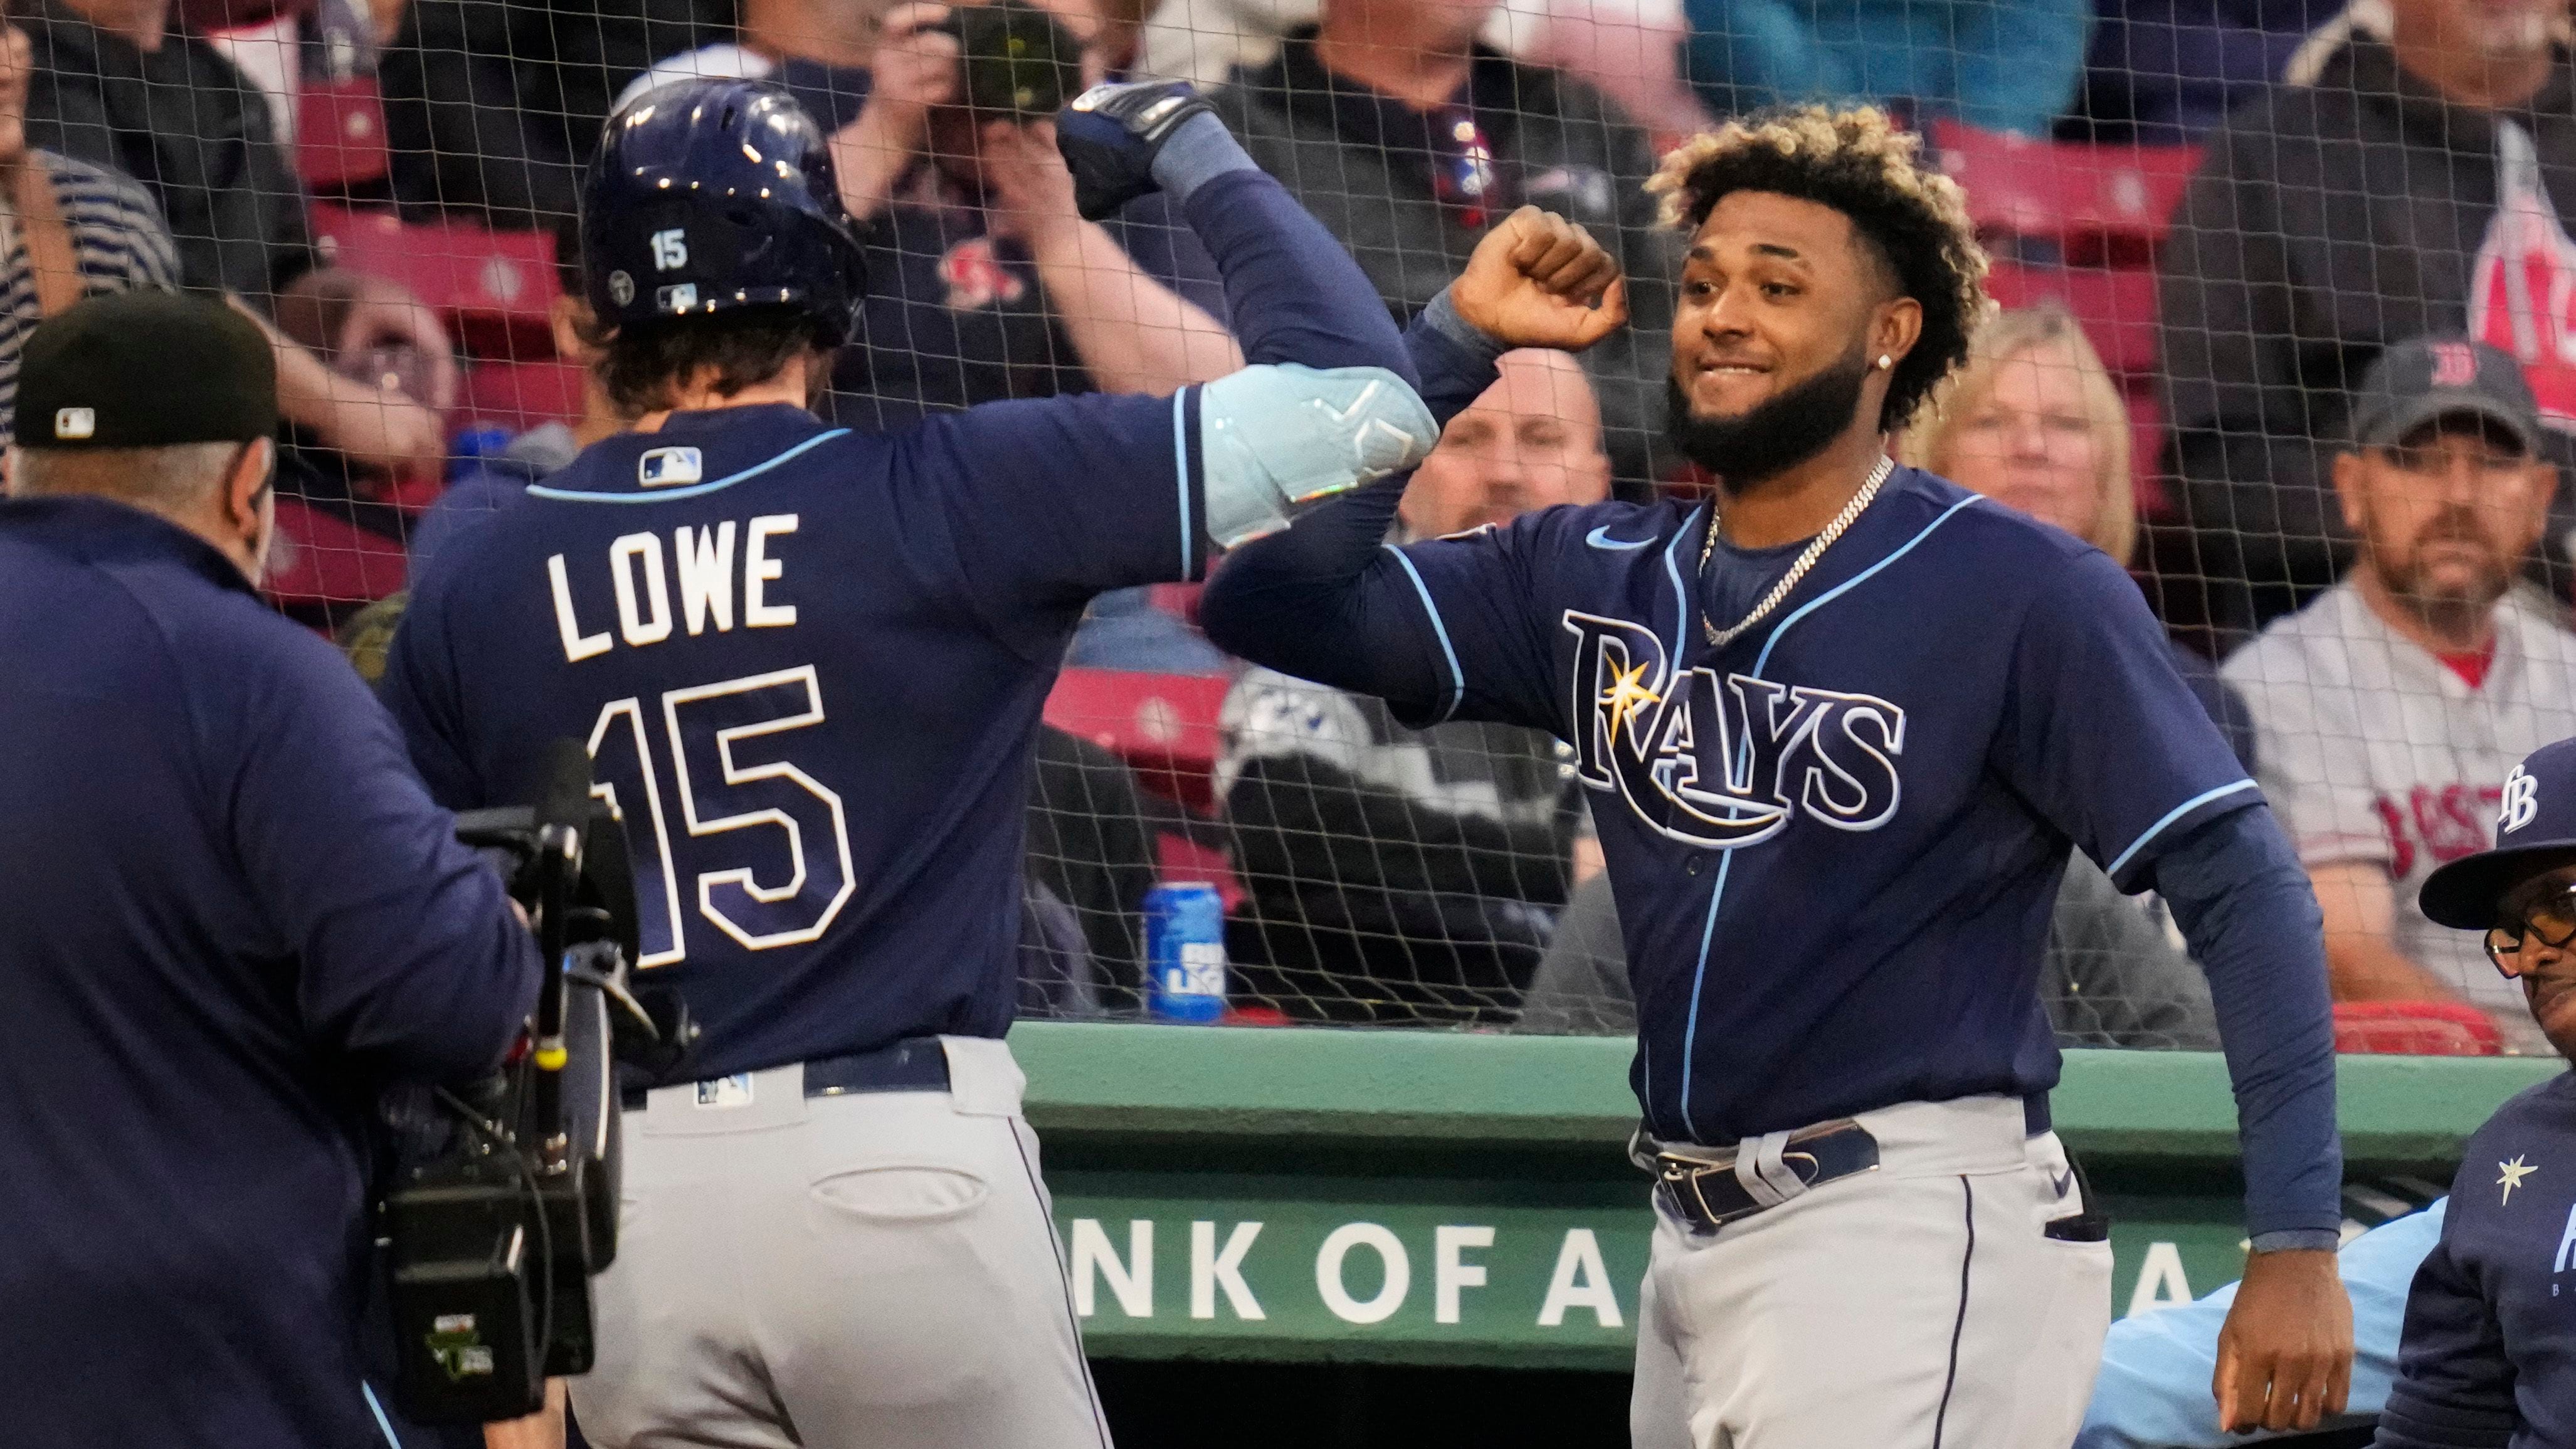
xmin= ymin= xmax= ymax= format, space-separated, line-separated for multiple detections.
xmin=2331 ymin=1001 xmax=2505 ymax=1056
xmin=1043 ymin=667 xmax=1233 ymax=811
xmin=310 ymin=203 xmax=561 ymax=357
xmin=295 ymin=76 xmax=390 ymax=188
xmin=459 ymin=357 xmax=589 ymax=434
xmin=1929 ymin=119 xmax=2202 ymax=260
xmin=1155 ymin=833 xmax=1247 ymax=912
xmin=1981 ymin=260 xmax=2163 ymax=377
xmin=264 ymin=495 xmax=408 ymax=609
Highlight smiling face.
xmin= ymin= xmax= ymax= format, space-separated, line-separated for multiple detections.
xmin=1664 ymin=189 xmax=1919 ymax=487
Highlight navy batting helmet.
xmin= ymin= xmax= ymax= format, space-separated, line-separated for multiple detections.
xmin=579 ymin=78 xmax=868 ymax=344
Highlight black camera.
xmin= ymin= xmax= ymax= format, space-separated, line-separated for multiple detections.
xmin=379 ymin=742 xmax=693 ymax=1424
xmin=936 ymin=0 xmax=1085 ymax=118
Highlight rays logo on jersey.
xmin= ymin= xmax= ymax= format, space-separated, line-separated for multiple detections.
xmin=1563 ymin=611 xmax=1906 ymax=848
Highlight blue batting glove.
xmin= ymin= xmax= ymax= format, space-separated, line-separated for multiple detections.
xmin=1055 ymin=80 xmax=1226 ymax=221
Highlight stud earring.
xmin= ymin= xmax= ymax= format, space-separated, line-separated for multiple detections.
xmin=1877 ymin=354 xmax=1894 ymax=371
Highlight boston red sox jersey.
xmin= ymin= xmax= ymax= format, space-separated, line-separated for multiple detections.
xmin=2222 ymin=581 xmax=2576 ymax=1049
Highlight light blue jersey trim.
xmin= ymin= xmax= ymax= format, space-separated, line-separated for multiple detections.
xmin=362 ymin=1381 xmax=401 ymax=1448
xmin=1173 ymin=389 xmax=1194 ymax=577
xmin=1750 ymin=494 xmax=1982 ymax=676
xmin=1671 ymin=492 xmax=1975 ymax=1141
xmin=1660 ymin=506 xmax=1702 ymax=667
xmin=1383 ymin=544 xmax=1465 ymax=723
xmin=525 ymin=429 xmax=850 ymax=505
xmin=2106 ymin=779 xmax=2261 ymax=879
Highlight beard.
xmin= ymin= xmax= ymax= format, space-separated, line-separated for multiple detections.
xmin=1665 ymin=344 xmax=1874 ymax=493
xmin=2377 ymin=508 xmax=2515 ymax=638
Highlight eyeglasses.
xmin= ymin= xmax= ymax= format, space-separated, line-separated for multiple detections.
xmin=2486 ymin=878 xmax=2576 ymax=974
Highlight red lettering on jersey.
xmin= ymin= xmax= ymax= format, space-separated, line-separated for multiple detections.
xmin=2466 ymin=124 xmax=2576 ymax=432
xmin=2374 ymin=794 xmax=2416 ymax=878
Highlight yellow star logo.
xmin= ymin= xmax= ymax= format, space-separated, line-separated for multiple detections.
xmin=2500 ymin=1154 xmax=2538 ymax=1204
xmin=1598 ymin=661 xmax=1662 ymax=743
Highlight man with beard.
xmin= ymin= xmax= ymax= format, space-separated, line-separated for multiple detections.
xmin=1199 ymin=105 xmax=2353 ymax=1446
xmin=2224 ymin=337 xmax=2576 ymax=1054
xmin=2370 ymin=734 xmax=2576 ymax=1445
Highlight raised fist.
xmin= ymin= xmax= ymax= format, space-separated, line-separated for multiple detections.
xmin=1449 ymin=206 xmax=1627 ymax=353
xmin=1054 ymin=80 xmax=1217 ymax=221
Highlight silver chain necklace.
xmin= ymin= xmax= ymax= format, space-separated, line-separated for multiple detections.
xmin=1698 ymin=455 xmax=1894 ymax=649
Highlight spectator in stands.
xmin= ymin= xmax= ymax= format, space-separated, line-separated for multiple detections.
xmin=1206 ymin=0 xmax=1676 ymax=488
xmin=1064 ymin=582 xmax=1232 ymax=673
xmin=620 ymin=0 xmax=1242 ymax=425
xmin=2071 ymin=0 xmax=2345 ymax=143
xmin=2162 ymin=0 xmax=2576 ymax=631
xmin=1677 ymin=0 xmax=2089 ymax=137
xmin=381 ymin=0 xmax=720 ymax=234
xmin=2223 ymin=337 xmax=2576 ymax=1053
xmin=1898 ymin=304 xmax=2257 ymax=768
xmin=19 ymin=0 xmax=455 ymax=486
xmin=1220 ymin=349 xmax=1607 ymax=1024
xmin=0 ymin=17 xmax=181 ymax=441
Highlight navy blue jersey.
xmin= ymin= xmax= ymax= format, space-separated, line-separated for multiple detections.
xmin=0 ymin=497 xmax=536 ymax=1446
xmin=1381 ymin=467 xmax=2256 ymax=1142
xmin=382 ymin=396 xmax=1203 ymax=1082
xmin=2380 ymin=1073 xmax=2576 ymax=1449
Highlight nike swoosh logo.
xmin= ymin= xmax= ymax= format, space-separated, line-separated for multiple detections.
xmin=1585 ymin=525 xmax=1655 ymax=551
xmin=2051 ymin=1166 xmax=2076 ymax=1198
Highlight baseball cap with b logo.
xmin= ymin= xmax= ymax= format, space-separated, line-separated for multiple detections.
xmin=2422 ymin=737 xmax=2576 ymax=927
xmin=2350 ymin=335 xmax=2545 ymax=456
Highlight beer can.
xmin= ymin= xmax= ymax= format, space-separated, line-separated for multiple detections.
xmin=1144 ymin=882 xmax=1227 ymax=1023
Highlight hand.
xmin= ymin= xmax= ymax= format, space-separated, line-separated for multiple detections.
xmin=1448 ymin=205 xmax=1627 ymax=352
xmin=332 ymin=277 xmax=460 ymax=413
xmin=2212 ymin=1248 xmax=2353 ymax=1434
xmin=831 ymin=3 xmax=958 ymax=219
xmin=981 ymin=119 xmax=1082 ymax=254
xmin=481 ymin=1377 xmax=565 ymax=1449
xmin=1054 ymin=78 xmax=1215 ymax=221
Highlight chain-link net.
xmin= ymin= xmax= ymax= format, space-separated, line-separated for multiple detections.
xmin=28 ymin=0 xmax=2562 ymax=1054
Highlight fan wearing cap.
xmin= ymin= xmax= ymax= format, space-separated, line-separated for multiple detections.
xmin=0 ymin=290 xmax=541 ymax=1445
xmin=2368 ymin=739 xmax=2576 ymax=1446
xmin=2224 ymin=336 xmax=2576 ymax=1053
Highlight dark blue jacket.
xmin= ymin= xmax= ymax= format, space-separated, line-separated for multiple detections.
xmin=0 ymin=496 xmax=539 ymax=1447
xmin=2380 ymin=1072 xmax=2576 ymax=1448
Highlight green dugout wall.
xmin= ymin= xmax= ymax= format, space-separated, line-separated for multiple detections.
xmin=1013 ymin=1021 xmax=2562 ymax=1372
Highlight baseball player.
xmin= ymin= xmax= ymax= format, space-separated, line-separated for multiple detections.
xmin=378 ymin=76 xmax=1617 ymax=1448
xmin=1200 ymin=106 xmax=2355 ymax=1447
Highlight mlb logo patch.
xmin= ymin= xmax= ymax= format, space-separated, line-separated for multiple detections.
xmin=53 ymin=407 xmax=93 ymax=441
xmin=638 ymin=446 xmax=704 ymax=488
xmin=656 ymin=282 xmax=700 ymax=313
xmin=695 ymin=1073 xmax=755 ymax=1109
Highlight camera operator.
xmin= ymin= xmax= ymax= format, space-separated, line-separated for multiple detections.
xmin=0 ymin=291 xmax=541 ymax=1446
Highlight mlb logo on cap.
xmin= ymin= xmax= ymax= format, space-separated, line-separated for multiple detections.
xmin=53 ymin=408 xmax=94 ymax=441
xmin=2422 ymin=737 xmax=2576 ymax=927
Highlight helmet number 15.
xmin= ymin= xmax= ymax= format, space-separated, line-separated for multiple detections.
xmin=650 ymin=228 xmax=689 ymax=271
xmin=584 ymin=665 xmax=855 ymax=966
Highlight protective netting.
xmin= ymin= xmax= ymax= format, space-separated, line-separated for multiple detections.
xmin=29 ymin=0 xmax=2568 ymax=1053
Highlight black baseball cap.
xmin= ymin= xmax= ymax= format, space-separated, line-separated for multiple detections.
xmin=2422 ymin=737 xmax=2576 ymax=928
xmin=2349 ymin=336 xmax=2543 ymax=456
xmin=16 ymin=291 xmax=277 ymax=450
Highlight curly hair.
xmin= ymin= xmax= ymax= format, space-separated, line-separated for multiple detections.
xmin=1646 ymin=106 xmax=1990 ymax=433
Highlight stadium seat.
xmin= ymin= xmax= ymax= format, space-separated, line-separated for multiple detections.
xmin=1981 ymin=260 xmax=2163 ymax=378
xmin=264 ymin=495 xmax=408 ymax=610
xmin=310 ymin=203 xmax=561 ymax=356
xmin=295 ymin=76 xmax=391 ymax=188
xmin=458 ymin=357 xmax=588 ymax=435
xmin=1929 ymin=119 xmax=2202 ymax=260
xmin=2331 ymin=1000 xmax=2505 ymax=1056
xmin=1043 ymin=667 xmax=1233 ymax=812
xmin=1155 ymin=833 xmax=1247 ymax=913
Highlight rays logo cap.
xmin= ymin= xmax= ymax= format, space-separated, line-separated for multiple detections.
xmin=2350 ymin=336 xmax=2543 ymax=457
xmin=2421 ymin=737 xmax=2576 ymax=928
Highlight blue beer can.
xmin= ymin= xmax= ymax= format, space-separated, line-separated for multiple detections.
xmin=1144 ymin=882 xmax=1227 ymax=1023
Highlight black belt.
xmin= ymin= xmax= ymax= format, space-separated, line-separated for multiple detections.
xmin=1632 ymin=1120 xmax=1882 ymax=1234
xmin=622 ymin=1037 xmax=950 ymax=1112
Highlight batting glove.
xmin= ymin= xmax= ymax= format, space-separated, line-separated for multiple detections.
xmin=1055 ymin=80 xmax=1222 ymax=221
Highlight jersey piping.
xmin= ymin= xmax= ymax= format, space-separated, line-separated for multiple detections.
xmin=2105 ymin=777 xmax=2261 ymax=878
xmin=1385 ymin=544 xmax=1466 ymax=722
xmin=524 ymin=429 xmax=851 ymax=505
